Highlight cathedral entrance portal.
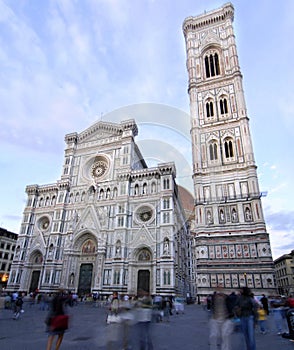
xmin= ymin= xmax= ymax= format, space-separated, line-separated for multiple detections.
xmin=29 ymin=270 xmax=40 ymax=292
xmin=78 ymin=263 xmax=93 ymax=295
xmin=137 ymin=270 xmax=150 ymax=294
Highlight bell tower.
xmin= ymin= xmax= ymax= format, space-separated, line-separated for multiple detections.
xmin=183 ymin=3 xmax=275 ymax=296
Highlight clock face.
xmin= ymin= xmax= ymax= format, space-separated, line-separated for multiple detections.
xmin=91 ymin=160 xmax=108 ymax=178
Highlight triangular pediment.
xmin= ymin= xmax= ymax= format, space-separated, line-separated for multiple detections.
xmin=75 ymin=205 xmax=101 ymax=233
xmin=201 ymin=30 xmax=221 ymax=50
xmin=130 ymin=226 xmax=154 ymax=248
xmin=78 ymin=120 xmax=124 ymax=143
xmin=29 ymin=232 xmax=45 ymax=255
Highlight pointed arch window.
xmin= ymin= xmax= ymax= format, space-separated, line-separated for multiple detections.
xmin=142 ymin=183 xmax=147 ymax=195
xmin=204 ymin=52 xmax=220 ymax=78
xmin=209 ymin=142 xmax=218 ymax=161
xmin=224 ymin=139 xmax=234 ymax=158
xmin=206 ymin=101 xmax=214 ymax=118
xmin=219 ymin=98 xmax=228 ymax=115
xmin=134 ymin=184 xmax=139 ymax=195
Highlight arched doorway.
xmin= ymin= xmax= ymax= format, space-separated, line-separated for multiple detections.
xmin=137 ymin=270 xmax=150 ymax=293
xmin=136 ymin=248 xmax=152 ymax=294
xmin=29 ymin=251 xmax=43 ymax=292
xmin=77 ymin=239 xmax=96 ymax=295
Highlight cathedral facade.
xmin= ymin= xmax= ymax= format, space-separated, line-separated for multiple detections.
xmin=7 ymin=119 xmax=193 ymax=298
xmin=183 ymin=3 xmax=276 ymax=296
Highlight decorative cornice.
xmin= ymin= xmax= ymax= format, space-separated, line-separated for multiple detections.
xmin=183 ymin=3 xmax=234 ymax=35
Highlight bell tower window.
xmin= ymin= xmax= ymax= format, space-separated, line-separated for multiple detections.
xmin=206 ymin=101 xmax=214 ymax=118
xmin=224 ymin=139 xmax=234 ymax=158
xmin=209 ymin=142 xmax=218 ymax=161
xmin=204 ymin=52 xmax=220 ymax=78
xmin=219 ymin=98 xmax=228 ymax=115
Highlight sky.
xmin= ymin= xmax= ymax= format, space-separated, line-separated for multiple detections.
xmin=0 ymin=0 xmax=293 ymax=260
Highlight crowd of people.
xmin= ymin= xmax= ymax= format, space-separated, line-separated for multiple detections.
xmin=2 ymin=287 xmax=294 ymax=350
xmin=206 ymin=286 xmax=294 ymax=350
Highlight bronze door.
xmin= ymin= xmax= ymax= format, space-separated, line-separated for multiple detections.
xmin=137 ymin=270 xmax=150 ymax=293
xmin=29 ymin=270 xmax=40 ymax=292
xmin=78 ymin=263 xmax=93 ymax=295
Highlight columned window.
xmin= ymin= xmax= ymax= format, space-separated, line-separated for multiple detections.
xmin=224 ymin=138 xmax=234 ymax=158
xmin=204 ymin=52 xmax=220 ymax=78
xmin=206 ymin=101 xmax=214 ymax=118
xmin=219 ymin=98 xmax=228 ymax=115
xmin=209 ymin=142 xmax=218 ymax=160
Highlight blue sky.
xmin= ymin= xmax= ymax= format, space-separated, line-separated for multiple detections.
xmin=0 ymin=0 xmax=293 ymax=260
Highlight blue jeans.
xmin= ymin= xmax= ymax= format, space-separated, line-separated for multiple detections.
xmin=240 ymin=315 xmax=256 ymax=350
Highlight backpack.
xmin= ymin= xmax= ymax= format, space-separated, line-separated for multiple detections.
xmin=16 ymin=298 xmax=23 ymax=306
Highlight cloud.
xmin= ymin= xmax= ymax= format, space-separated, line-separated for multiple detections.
xmin=266 ymin=211 xmax=294 ymax=231
xmin=265 ymin=210 xmax=294 ymax=259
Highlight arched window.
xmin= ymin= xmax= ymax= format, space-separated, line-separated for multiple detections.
xmin=206 ymin=101 xmax=214 ymax=118
xmin=209 ymin=142 xmax=218 ymax=160
xmin=219 ymin=98 xmax=228 ymax=115
xmin=204 ymin=52 xmax=220 ymax=78
xmin=224 ymin=139 xmax=234 ymax=158
xmin=142 ymin=183 xmax=147 ymax=195
xmin=75 ymin=192 xmax=80 ymax=202
xmin=163 ymin=178 xmax=170 ymax=190
xmin=134 ymin=184 xmax=139 ymax=195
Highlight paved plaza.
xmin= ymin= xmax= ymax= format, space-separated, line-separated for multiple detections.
xmin=0 ymin=301 xmax=293 ymax=350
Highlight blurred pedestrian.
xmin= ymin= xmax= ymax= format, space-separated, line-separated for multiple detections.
xmin=235 ymin=287 xmax=257 ymax=350
xmin=45 ymin=290 xmax=69 ymax=350
xmin=13 ymin=295 xmax=23 ymax=320
xmin=271 ymin=297 xmax=287 ymax=335
xmin=135 ymin=289 xmax=154 ymax=350
xmin=209 ymin=285 xmax=234 ymax=350
xmin=106 ymin=291 xmax=122 ymax=350
xmin=257 ymin=305 xmax=267 ymax=334
xmin=260 ymin=294 xmax=269 ymax=315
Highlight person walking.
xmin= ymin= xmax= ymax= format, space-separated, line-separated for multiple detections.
xmin=235 ymin=287 xmax=257 ymax=350
xmin=209 ymin=285 xmax=234 ymax=350
xmin=106 ymin=291 xmax=122 ymax=350
xmin=135 ymin=289 xmax=154 ymax=350
xmin=45 ymin=290 xmax=69 ymax=350
xmin=257 ymin=305 xmax=267 ymax=334
xmin=260 ymin=294 xmax=269 ymax=315
xmin=13 ymin=294 xmax=23 ymax=320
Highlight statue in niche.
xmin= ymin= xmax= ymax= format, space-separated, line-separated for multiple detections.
xmin=70 ymin=210 xmax=79 ymax=230
xmin=115 ymin=241 xmax=121 ymax=257
xmin=245 ymin=207 xmax=252 ymax=221
xmin=69 ymin=273 xmax=74 ymax=285
xmin=207 ymin=210 xmax=213 ymax=224
xmin=232 ymin=208 xmax=238 ymax=222
xmin=219 ymin=209 xmax=225 ymax=223
xmin=163 ymin=239 xmax=169 ymax=255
